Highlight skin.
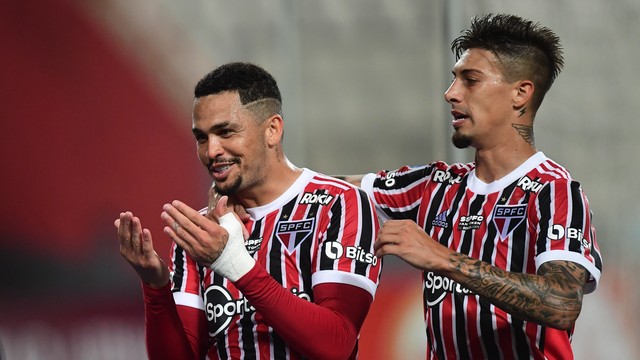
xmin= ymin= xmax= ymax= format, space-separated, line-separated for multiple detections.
xmin=115 ymin=91 xmax=302 ymax=288
xmin=373 ymin=48 xmax=589 ymax=331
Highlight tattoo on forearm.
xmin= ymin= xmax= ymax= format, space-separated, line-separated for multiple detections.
xmin=450 ymin=254 xmax=588 ymax=329
xmin=512 ymin=123 xmax=535 ymax=146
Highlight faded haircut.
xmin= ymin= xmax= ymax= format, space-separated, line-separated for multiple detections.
xmin=451 ymin=13 xmax=564 ymax=111
xmin=194 ymin=62 xmax=282 ymax=121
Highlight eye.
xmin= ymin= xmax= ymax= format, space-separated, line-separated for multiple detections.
xmin=217 ymin=128 xmax=234 ymax=138
xmin=193 ymin=132 xmax=208 ymax=144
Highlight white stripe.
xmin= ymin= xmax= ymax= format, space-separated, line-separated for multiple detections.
xmin=312 ymin=270 xmax=378 ymax=298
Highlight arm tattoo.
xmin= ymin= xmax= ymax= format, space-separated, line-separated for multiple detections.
xmin=512 ymin=123 xmax=535 ymax=146
xmin=449 ymin=254 xmax=589 ymax=329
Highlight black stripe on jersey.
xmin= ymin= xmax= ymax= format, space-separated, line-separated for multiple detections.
xmin=479 ymin=193 xmax=501 ymax=359
xmin=239 ymin=312 xmax=257 ymax=359
xmin=355 ymin=188 xmax=374 ymax=276
xmin=433 ymin=176 xmax=469 ymax=247
xmin=271 ymin=330 xmax=287 ymax=359
xmin=171 ymin=246 xmax=187 ymax=291
xmin=299 ymin=193 xmax=323 ymax=296
xmin=502 ymin=182 xmax=533 ymax=359
xmin=320 ymin=197 xmax=344 ymax=271
xmin=568 ymin=181 xmax=585 ymax=253
xmin=424 ymin=283 xmax=446 ymax=360
xmin=536 ymin=185 xmax=552 ymax=257
xmin=270 ymin=198 xmax=298 ymax=285
xmin=454 ymin=192 xmax=486 ymax=360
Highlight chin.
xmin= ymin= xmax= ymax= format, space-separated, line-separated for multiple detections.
xmin=452 ymin=133 xmax=472 ymax=149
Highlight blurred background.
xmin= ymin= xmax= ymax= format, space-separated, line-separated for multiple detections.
xmin=1 ymin=0 xmax=637 ymax=359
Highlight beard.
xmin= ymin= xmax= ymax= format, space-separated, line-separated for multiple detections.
xmin=452 ymin=131 xmax=472 ymax=149
xmin=213 ymin=175 xmax=243 ymax=196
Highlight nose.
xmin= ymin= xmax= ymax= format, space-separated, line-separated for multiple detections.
xmin=207 ymin=136 xmax=224 ymax=159
xmin=444 ymin=79 xmax=460 ymax=105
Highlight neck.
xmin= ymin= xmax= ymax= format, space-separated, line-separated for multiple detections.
xmin=238 ymin=157 xmax=302 ymax=209
xmin=473 ymin=143 xmax=536 ymax=183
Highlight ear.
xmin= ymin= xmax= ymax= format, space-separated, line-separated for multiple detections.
xmin=264 ymin=114 xmax=284 ymax=146
xmin=513 ymin=80 xmax=534 ymax=110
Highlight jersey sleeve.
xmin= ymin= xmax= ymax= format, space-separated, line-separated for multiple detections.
xmin=313 ymin=186 xmax=381 ymax=297
xmin=533 ymin=178 xmax=603 ymax=293
xmin=361 ymin=164 xmax=435 ymax=222
xmin=169 ymin=242 xmax=206 ymax=310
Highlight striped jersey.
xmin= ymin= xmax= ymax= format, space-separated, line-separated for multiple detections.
xmin=170 ymin=168 xmax=382 ymax=360
xmin=361 ymin=152 xmax=602 ymax=360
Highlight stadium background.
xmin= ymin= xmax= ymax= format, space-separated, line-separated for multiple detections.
xmin=1 ymin=0 xmax=637 ymax=358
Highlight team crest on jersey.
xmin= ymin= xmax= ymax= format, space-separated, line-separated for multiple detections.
xmin=276 ymin=218 xmax=316 ymax=253
xmin=492 ymin=205 xmax=527 ymax=241
xmin=431 ymin=210 xmax=449 ymax=228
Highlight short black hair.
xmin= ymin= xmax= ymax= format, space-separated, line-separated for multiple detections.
xmin=194 ymin=62 xmax=282 ymax=110
xmin=451 ymin=13 xmax=564 ymax=111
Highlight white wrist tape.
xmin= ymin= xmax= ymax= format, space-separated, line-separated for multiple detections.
xmin=209 ymin=213 xmax=255 ymax=282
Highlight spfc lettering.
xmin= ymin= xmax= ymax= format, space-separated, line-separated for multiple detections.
xmin=492 ymin=205 xmax=527 ymax=241
xmin=276 ymin=218 xmax=315 ymax=253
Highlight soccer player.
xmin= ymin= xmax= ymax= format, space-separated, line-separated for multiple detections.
xmin=340 ymin=14 xmax=603 ymax=359
xmin=115 ymin=62 xmax=381 ymax=359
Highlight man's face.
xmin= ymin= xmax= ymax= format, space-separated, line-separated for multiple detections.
xmin=444 ymin=48 xmax=517 ymax=149
xmin=192 ymin=91 xmax=268 ymax=196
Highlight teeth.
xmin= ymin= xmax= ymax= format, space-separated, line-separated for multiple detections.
xmin=213 ymin=165 xmax=230 ymax=173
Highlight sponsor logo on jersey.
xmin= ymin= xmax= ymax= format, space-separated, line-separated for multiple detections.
xmin=205 ymin=285 xmax=255 ymax=337
xmin=424 ymin=271 xmax=473 ymax=307
xmin=547 ymin=224 xmax=591 ymax=248
xmin=517 ymin=176 xmax=544 ymax=193
xmin=492 ymin=205 xmax=527 ymax=241
xmin=432 ymin=169 xmax=463 ymax=185
xmin=324 ymin=241 xmax=378 ymax=266
xmin=246 ymin=237 xmax=262 ymax=255
xmin=431 ymin=210 xmax=449 ymax=228
xmin=276 ymin=218 xmax=315 ymax=253
xmin=204 ymin=285 xmax=312 ymax=337
xmin=458 ymin=214 xmax=484 ymax=231
xmin=299 ymin=192 xmax=334 ymax=206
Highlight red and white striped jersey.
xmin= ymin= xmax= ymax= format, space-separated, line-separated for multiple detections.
xmin=361 ymin=152 xmax=603 ymax=360
xmin=170 ymin=168 xmax=382 ymax=360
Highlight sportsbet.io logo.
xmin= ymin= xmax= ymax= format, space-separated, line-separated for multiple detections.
xmin=324 ymin=241 xmax=378 ymax=266
xmin=204 ymin=285 xmax=255 ymax=337
xmin=424 ymin=271 xmax=473 ymax=307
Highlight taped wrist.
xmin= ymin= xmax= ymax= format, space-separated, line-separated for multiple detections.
xmin=209 ymin=213 xmax=255 ymax=282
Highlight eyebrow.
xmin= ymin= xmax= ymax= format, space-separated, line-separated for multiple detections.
xmin=192 ymin=121 xmax=232 ymax=135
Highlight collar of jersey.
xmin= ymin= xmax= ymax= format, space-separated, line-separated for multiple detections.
xmin=467 ymin=152 xmax=547 ymax=195
xmin=245 ymin=167 xmax=315 ymax=220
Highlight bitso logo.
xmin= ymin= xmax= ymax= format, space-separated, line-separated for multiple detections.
xmin=324 ymin=241 xmax=378 ymax=266
xmin=547 ymin=224 xmax=591 ymax=248
xmin=204 ymin=285 xmax=255 ymax=337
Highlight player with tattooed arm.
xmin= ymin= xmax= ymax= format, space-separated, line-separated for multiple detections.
xmin=339 ymin=14 xmax=602 ymax=360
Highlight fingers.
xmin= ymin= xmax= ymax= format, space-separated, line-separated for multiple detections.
xmin=212 ymin=196 xmax=230 ymax=218
xmin=116 ymin=211 xmax=148 ymax=255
